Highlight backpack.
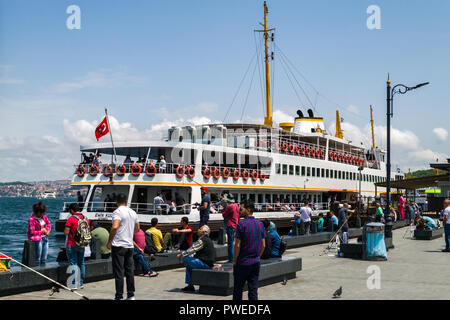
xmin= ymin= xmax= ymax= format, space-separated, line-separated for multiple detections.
xmin=278 ymin=237 xmax=287 ymax=257
xmin=73 ymin=215 xmax=92 ymax=248
xmin=144 ymin=231 xmax=158 ymax=255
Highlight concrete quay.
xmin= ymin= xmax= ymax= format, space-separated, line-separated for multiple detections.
xmin=2 ymin=226 xmax=449 ymax=300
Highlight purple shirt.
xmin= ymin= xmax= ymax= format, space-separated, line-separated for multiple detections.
xmin=235 ymin=216 xmax=265 ymax=266
xmin=133 ymin=229 xmax=146 ymax=251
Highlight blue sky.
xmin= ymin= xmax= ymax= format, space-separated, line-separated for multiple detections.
xmin=0 ymin=0 xmax=449 ymax=181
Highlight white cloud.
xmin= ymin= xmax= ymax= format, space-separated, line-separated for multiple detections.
xmin=433 ymin=128 xmax=448 ymax=142
xmin=346 ymin=105 xmax=359 ymax=115
xmin=273 ymin=109 xmax=294 ymax=125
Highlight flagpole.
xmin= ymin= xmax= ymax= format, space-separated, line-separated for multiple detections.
xmin=105 ymin=108 xmax=117 ymax=164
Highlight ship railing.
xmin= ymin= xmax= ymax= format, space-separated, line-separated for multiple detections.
xmin=252 ymin=202 xmax=329 ymax=212
xmin=200 ymin=164 xmax=271 ymax=179
xmin=62 ymin=201 xmax=193 ymax=215
xmin=74 ymin=162 xmax=195 ymax=175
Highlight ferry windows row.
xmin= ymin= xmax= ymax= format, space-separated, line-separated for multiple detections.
xmin=275 ymin=163 xmax=388 ymax=183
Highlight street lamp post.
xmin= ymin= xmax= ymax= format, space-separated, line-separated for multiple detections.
xmin=385 ymin=75 xmax=429 ymax=219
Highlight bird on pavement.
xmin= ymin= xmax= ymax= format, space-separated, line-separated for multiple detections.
xmin=332 ymin=286 xmax=342 ymax=298
xmin=282 ymin=276 xmax=287 ymax=285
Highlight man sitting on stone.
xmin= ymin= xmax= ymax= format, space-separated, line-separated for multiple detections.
xmin=177 ymin=225 xmax=216 ymax=292
xmin=163 ymin=216 xmax=194 ymax=250
xmin=415 ymin=215 xmax=437 ymax=231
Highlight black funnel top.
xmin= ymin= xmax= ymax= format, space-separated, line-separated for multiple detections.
xmin=307 ymin=109 xmax=314 ymax=118
xmin=296 ymin=110 xmax=304 ymax=118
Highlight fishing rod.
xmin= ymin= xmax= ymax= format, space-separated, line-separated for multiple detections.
xmin=0 ymin=251 xmax=89 ymax=300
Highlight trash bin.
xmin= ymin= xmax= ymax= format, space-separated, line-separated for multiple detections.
xmin=363 ymin=222 xmax=387 ymax=260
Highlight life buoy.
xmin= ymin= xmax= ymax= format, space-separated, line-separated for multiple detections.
xmin=275 ymin=141 xmax=281 ymax=151
xmin=310 ymin=148 xmax=315 ymax=157
xmin=320 ymin=149 xmax=325 ymax=159
xmin=102 ymin=165 xmax=113 ymax=177
xmin=76 ymin=165 xmax=86 ymax=177
xmin=145 ymin=164 xmax=157 ymax=177
xmin=186 ymin=166 xmax=195 ymax=179
xmin=222 ymin=167 xmax=230 ymax=179
xmin=288 ymin=144 xmax=294 ymax=153
xmin=282 ymin=142 xmax=288 ymax=152
xmin=131 ymin=164 xmax=142 ymax=176
xmin=242 ymin=169 xmax=249 ymax=181
xmin=233 ymin=169 xmax=240 ymax=180
xmin=203 ymin=167 xmax=211 ymax=179
xmin=305 ymin=147 xmax=310 ymax=156
xmin=89 ymin=165 xmax=99 ymax=176
xmin=295 ymin=145 xmax=300 ymax=154
xmin=212 ymin=167 xmax=221 ymax=180
xmin=176 ymin=165 xmax=184 ymax=178
xmin=301 ymin=145 xmax=305 ymax=155
xmin=116 ymin=164 xmax=126 ymax=176
xmin=251 ymin=170 xmax=258 ymax=181
xmin=259 ymin=171 xmax=266 ymax=182
xmin=328 ymin=151 xmax=333 ymax=160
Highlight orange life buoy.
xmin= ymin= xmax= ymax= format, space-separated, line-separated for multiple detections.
xmin=288 ymin=144 xmax=294 ymax=153
xmin=320 ymin=149 xmax=325 ymax=159
xmin=242 ymin=169 xmax=249 ymax=181
xmin=102 ymin=165 xmax=113 ymax=177
xmin=116 ymin=164 xmax=126 ymax=176
xmin=203 ymin=167 xmax=211 ymax=179
xmin=176 ymin=165 xmax=184 ymax=178
xmin=212 ymin=167 xmax=221 ymax=180
xmin=77 ymin=165 xmax=86 ymax=177
xmin=251 ymin=170 xmax=258 ymax=181
xmin=310 ymin=148 xmax=315 ymax=157
xmin=282 ymin=142 xmax=288 ymax=152
xmin=259 ymin=171 xmax=266 ymax=182
xmin=328 ymin=151 xmax=333 ymax=160
xmin=275 ymin=141 xmax=281 ymax=151
xmin=295 ymin=145 xmax=300 ymax=154
xmin=222 ymin=168 xmax=230 ymax=179
xmin=131 ymin=164 xmax=142 ymax=176
xmin=233 ymin=169 xmax=240 ymax=180
xmin=305 ymin=147 xmax=310 ymax=156
xmin=146 ymin=164 xmax=157 ymax=177
xmin=89 ymin=165 xmax=99 ymax=176
xmin=301 ymin=145 xmax=305 ymax=155
xmin=186 ymin=166 xmax=195 ymax=179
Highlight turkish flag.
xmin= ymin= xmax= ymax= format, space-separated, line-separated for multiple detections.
xmin=95 ymin=117 xmax=109 ymax=141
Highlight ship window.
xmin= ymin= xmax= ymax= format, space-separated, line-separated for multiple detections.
xmin=326 ymin=169 xmax=329 ymax=178
xmin=301 ymin=166 xmax=305 ymax=176
xmin=334 ymin=170 xmax=338 ymax=179
xmin=295 ymin=165 xmax=300 ymax=176
xmin=249 ymin=194 xmax=256 ymax=202
xmin=289 ymin=165 xmax=294 ymax=175
xmin=312 ymin=168 xmax=316 ymax=177
xmin=257 ymin=194 xmax=263 ymax=203
xmin=282 ymin=164 xmax=287 ymax=175
xmin=307 ymin=167 xmax=311 ymax=177
xmin=338 ymin=171 xmax=342 ymax=179
xmin=276 ymin=163 xmax=281 ymax=174
xmin=317 ymin=168 xmax=320 ymax=177
xmin=321 ymin=168 xmax=325 ymax=177
xmin=346 ymin=172 xmax=349 ymax=180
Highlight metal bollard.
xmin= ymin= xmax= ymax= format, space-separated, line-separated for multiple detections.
xmin=218 ymin=227 xmax=225 ymax=245
xmin=22 ymin=240 xmax=36 ymax=267
xmin=292 ymin=223 xmax=299 ymax=236
xmin=311 ymin=222 xmax=317 ymax=234
xmin=356 ymin=216 xmax=361 ymax=228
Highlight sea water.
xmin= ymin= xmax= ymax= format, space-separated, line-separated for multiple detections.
xmin=0 ymin=197 xmax=71 ymax=262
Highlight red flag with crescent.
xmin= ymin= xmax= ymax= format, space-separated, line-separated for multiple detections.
xmin=95 ymin=117 xmax=109 ymax=141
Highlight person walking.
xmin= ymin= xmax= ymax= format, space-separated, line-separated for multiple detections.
xmin=197 ymin=187 xmax=211 ymax=227
xmin=442 ymin=199 xmax=450 ymax=252
xmin=221 ymin=193 xmax=240 ymax=262
xmin=64 ymin=203 xmax=90 ymax=289
xmin=233 ymin=200 xmax=266 ymax=301
xmin=107 ymin=193 xmax=140 ymax=300
xmin=300 ymin=201 xmax=312 ymax=235
xmin=398 ymin=195 xmax=406 ymax=220
xmin=27 ymin=202 xmax=51 ymax=266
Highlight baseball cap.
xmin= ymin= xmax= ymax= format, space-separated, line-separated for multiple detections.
xmin=200 ymin=187 xmax=208 ymax=192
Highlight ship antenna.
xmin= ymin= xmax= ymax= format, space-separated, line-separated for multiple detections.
xmin=370 ymin=105 xmax=375 ymax=149
xmin=255 ymin=1 xmax=275 ymax=127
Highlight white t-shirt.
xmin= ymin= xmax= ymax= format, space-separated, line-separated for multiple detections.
xmin=444 ymin=207 xmax=450 ymax=224
xmin=300 ymin=206 xmax=312 ymax=222
xmin=111 ymin=205 xmax=138 ymax=249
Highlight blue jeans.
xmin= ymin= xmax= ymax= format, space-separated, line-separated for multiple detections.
xmin=226 ymin=226 xmax=236 ymax=262
xmin=133 ymin=248 xmax=150 ymax=274
xmin=233 ymin=262 xmax=260 ymax=301
xmin=66 ymin=246 xmax=86 ymax=287
xmin=33 ymin=236 xmax=48 ymax=265
xmin=182 ymin=256 xmax=211 ymax=285
xmin=444 ymin=224 xmax=450 ymax=251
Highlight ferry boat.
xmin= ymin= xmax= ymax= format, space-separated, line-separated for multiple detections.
xmin=40 ymin=190 xmax=57 ymax=199
xmin=55 ymin=2 xmax=401 ymax=234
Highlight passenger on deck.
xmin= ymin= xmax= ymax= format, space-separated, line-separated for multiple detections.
xmin=133 ymin=229 xmax=158 ymax=277
xmin=105 ymin=194 xmax=114 ymax=212
xmin=177 ymin=225 xmax=216 ymax=292
xmin=77 ymin=191 xmax=84 ymax=209
xmin=154 ymin=193 xmax=165 ymax=215
xmin=163 ymin=217 xmax=194 ymax=251
xmin=82 ymin=153 xmax=90 ymax=164
xmin=159 ymin=155 xmax=166 ymax=173
xmin=92 ymin=154 xmax=101 ymax=166
xmin=175 ymin=192 xmax=188 ymax=214
xmin=124 ymin=154 xmax=132 ymax=171
xmin=88 ymin=153 xmax=95 ymax=163
xmin=196 ymin=187 xmax=211 ymax=227
xmin=274 ymin=198 xmax=281 ymax=210
xmin=145 ymin=218 xmax=165 ymax=253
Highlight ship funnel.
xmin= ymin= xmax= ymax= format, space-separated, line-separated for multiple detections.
xmin=296 ymin=110 xmax=304 ymax=118
xmin=307 ymin=109 xmax=314 ymax=118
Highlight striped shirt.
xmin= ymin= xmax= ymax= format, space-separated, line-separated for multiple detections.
xmin=235 ymin=216 xmax=265 ymax=266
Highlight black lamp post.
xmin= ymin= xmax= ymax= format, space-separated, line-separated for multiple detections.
xmin=385 ymin=75 xmax=429 ymax=219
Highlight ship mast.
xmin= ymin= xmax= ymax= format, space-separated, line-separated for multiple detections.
xmin=370 ymin=105 xmax=376 ymax=149
xmin=256 ymin=1 xmax=275 ymax=127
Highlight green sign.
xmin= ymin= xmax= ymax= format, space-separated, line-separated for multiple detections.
xmin=425 ymin=189 xmax=441 ymax=194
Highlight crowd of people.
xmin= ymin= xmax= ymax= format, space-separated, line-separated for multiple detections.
xmin=25 ymin=193 xmax=450 ymax=300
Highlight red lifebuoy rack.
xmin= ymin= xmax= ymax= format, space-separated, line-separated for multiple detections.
xmin=251 ymin=170 xmax=258 ymax=181
xmin=186 ymin=166 xmax=195 ymax=179
xmin=176 ymin=165 xmax=184 ymax=178
xmin=131 ymin=164 xmax=142 ymax=176
xmin=146 ymin=164 xmax=157 ymax=177
xmin=116 ymin=164 xmax=126 ymax=176
xmin=89 ymin=165 xmax=99 ymax=176
xmin=212 ymin=167 xmax=221 ymax=180
xmin=288 ymin=144 xmax=294 ymax=153
xmin=203 ymin=167 xmax=211 ymax=179
xmin=259 ymin=171 xmax=266 ymax=182
xmin=77 ymin=165 xmax=86 ymax=177
xmin=222 ymin=168 xmax=230 ymax=179
xmin=242 ymin=169 xmax=249 ymax=181
xmin=233 ymin=169 xmax=240 ymax=180
xmin=102 ymin=165 xmax=113 ymax=177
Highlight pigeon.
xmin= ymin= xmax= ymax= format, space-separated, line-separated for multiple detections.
xmin=49 ymin=286 xmax=60 ymax=296
xmin=332 ymin=286 xmax=342 ymax=298
xmin=282 ymin=276 xmax=287 ymax=285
